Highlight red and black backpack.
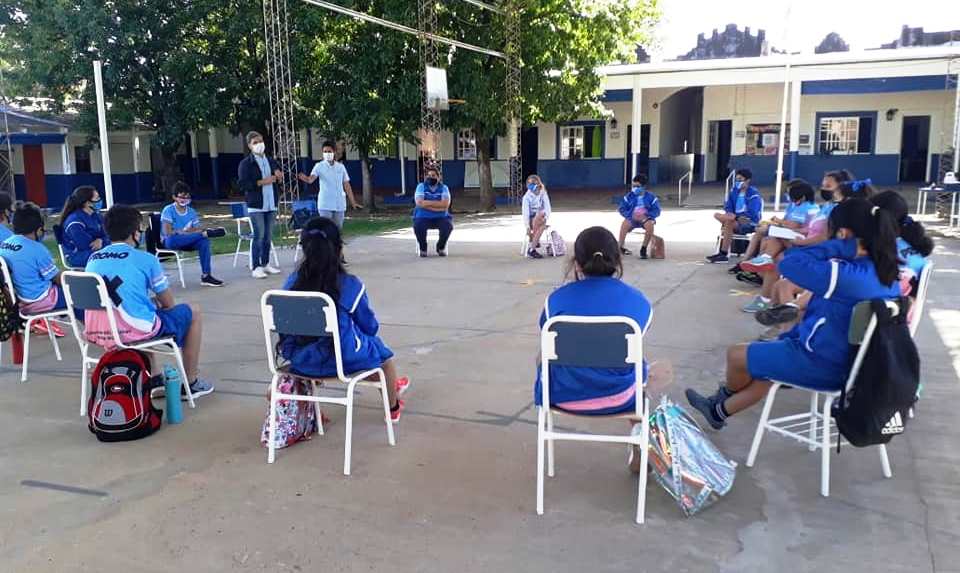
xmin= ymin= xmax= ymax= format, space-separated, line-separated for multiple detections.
xmin=88 ymin=349 xmax=163 ymax=442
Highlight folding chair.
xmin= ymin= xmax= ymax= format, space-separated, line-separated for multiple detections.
xmin=61 ymin=271 xmax=195 ymax=416
xmin=415 ymin=235 xmax=450 ymax=257
xmin=536 ymin=314 xmax=650 ymax=524
xmin=149 ymin=213 xmax=190 ymax=289
xmin=290 ymin=200 xmax=319 ymax=264
xmin=0 ymin=257 xmax=73 ymax=383
xmin=746 ymin=299 xmax=901 ymax=497
xmin=520 ymin=225 xmax=557 ymax=257
xmin=230 ymin=203 xmax=281 ymax=269
xmin=52 ymin=224 xmax=82 ymax=271
xmin=261 ymin=290 xmax=396 ymax=474
xmin=909 ymin=261 xmax=933 ymax=338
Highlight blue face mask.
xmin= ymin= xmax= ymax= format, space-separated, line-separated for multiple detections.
xmin=632 ymin=186 xmax=644 ymax=194
xmin=91 ymin=199 xmax=103 ymax=210
xmin=733 ymin=180 xmax=744 ymax=190
xmin=527 ymin=183 xmax=538 ymax=193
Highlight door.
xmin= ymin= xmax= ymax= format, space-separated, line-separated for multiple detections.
xmin=625 ymin=124 xmax=650 ymax=182
xmin=521 ymin=126 xmax=538 ymax=179
xmin=715 ymin=120 xmax=732 ymax=181
xmin=22 ymin=145 xmax=46 ymax=206
xmin=899 ymin=116 xmax=930 ymax=182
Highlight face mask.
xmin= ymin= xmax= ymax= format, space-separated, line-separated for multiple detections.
xmin=425 ymin=177 xmax=438 ymax=186
xmin=251 ymin=142 xmax=266 ymax=155
xmin=176 ymin=198 xmax=191 ymax=207
xmin=733 ymin=181 xmax=743 ymax=190
xmin=527 ymin=183 xmax=538 ymax=193
xmin=632 ymin=186 xmax=644 ymax=194
xmin=323 ymin=151 xmax=335 ymax=162
xmin=91 ymin=199 xmax=103 ymax=210
xmin=133 ymin=231 xmax=142 ymax=249
xmin=820 ymin=189 xmax=834 ymax=202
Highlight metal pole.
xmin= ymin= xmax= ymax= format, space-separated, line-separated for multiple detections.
xmin=952 ymin=68 xmax=960 ymax=175
xmin=93 ymin=61 xmax=114 ymax=208
xmin=774 ymin=67 xmax=789 ymax=212
xmin=398 ymin=136 xmax=406 ymax=195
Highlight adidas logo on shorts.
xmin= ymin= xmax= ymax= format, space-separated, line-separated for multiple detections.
xmin=881 ymin=412 xmax=904 ymax=435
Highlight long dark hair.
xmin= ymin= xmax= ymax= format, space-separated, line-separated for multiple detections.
xmin=787 ymin=178 xmax=815 ymax=203
xmin=61 ymin=185 xmax=97 ymax=221
xmin=828 ymin=198 xmax=900 ymax=285
xmin=824 ymin=169 xmax=854 ymax=187
xmin=566 ymin=226 xmax=622 ymax=280
xmin=291 ymin=216 xmax=346 ymax=303
xmin=871 ymin=190 xmax=934 ymax=257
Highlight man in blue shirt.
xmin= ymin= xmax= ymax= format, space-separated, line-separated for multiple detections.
xmin=86 ymin=205 xmax=213 ymax=399
xmin=707 ymin=168 xmax=763 ymax=264
xmin=412 ymin=166 xmax=453 ymax=257
xmin=297 ymin=140 xmax=360 ymax=229
xmin=617 ymin=173 xmax=661 ymax=259
xmin=160 ymin=182 xmax=224 ymax=287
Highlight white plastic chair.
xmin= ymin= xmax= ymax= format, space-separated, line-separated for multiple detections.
xmin=149 ymin=214 xmax=190 ymax=289
xmin=415 ymin=232 xmax=450 ymax=257
xmin=909 ymin=260 xmax=933 ymax=338
xmin=521 ymin=225 xmax=559 ymax=258
xmin=52 ymin=225 xmax=82 ymax=271
xmin=746 ymin=299 xmax=902 ymax=497
xmin=231 ymin=203 xmax=280 ymax=269
xmin=260 ymin=290 xmax=396 ymax=475
xmin=536 ymin=314 xmax=650 ymax=524
xmin=61 ymin=271 xmax=195 ymax=416
xmin=0 ymin=257 xmax=73 ymax=383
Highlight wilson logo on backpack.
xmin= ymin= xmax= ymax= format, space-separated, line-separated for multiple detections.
xmin=88 ymin=349 xmax=163 ymax=442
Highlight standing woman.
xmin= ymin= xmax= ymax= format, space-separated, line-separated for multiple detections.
xmin=60 ymin=185 xmax=109 ymax=268
xmin=522 ymin=174 xmax=551 ymax=258
xmin=412 ymin=165 xmax=453 ymax=257
xmin=238 ymin=131 xmax=284 ymax=279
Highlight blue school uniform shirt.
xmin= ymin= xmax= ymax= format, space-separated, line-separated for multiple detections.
xmin=784 ymin=201 xmax=819 ymax=226
xmin=0 ymin=234 xmax=59 ymax=302
xmin=896 ymin=237 xmax=926 ymax=278
xmin=534 ymin=276 xmax=652 ymax=415
xmin=0 ymin=224 xmax=12 ymax=242
xmin=160 ymin=204 xmax=200 ymax=241
xmin=777 ymin=238 xmax=900 ymax=375
xmin=724 ymin=184 xmax=763 ymax=224
xmin=617 ymin=187 xmax=661 ymax=220
xmin=62 ymin=209 xmax=109 ymax=266
xmin=85 ymin=243 xmax=169 ymax=333
xmin=413 ymin=182 xmax=451 ymax=220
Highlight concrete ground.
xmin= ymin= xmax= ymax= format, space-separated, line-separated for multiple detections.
xmin=1 ymin=201 xmax=959 ymax=573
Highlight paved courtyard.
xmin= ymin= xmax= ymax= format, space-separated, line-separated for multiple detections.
xmin=1 ymin=205 xmax=958 ymax=572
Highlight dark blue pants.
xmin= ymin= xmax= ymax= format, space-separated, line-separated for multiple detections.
xmin=248 ymin=210 xmax=276 ymax=269
xmin=413 ymin=217 xmax=453 ymax=252
xmin=163 ymin=233 xmax=212 ymax=275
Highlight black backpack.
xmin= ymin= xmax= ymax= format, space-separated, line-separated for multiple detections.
xmin=0 ymin=277 xmax=22 ymax=342
xmin=832 ymin=298 xmax=920 ymax=448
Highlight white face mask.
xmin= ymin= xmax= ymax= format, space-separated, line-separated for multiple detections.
xmin=323 ymin=151 xmax=335 ymax=162
xmin=251 ymin=142 xmax=265 ymax=155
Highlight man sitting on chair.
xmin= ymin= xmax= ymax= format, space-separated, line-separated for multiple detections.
xmin=85 ymin=205 xmax=214 ymax=399
xmin=160 ymin=182 xmax=224 ymax=287
xmin=706 ymin=168 xmax=762 ymax=264
xmin=617 ymin=174 xmax=660 ymax=259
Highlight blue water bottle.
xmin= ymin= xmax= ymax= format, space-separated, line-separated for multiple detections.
xmin=163 ymin=365 xmax=183 ymax=424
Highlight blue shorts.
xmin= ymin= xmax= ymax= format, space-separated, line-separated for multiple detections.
xmin=157 ymin=304 xmax=193 ymax=347
xmin=735 ymin=222 xmax=756 ymax=235
xmin=746 ymin=339 xmax=846 ymax=392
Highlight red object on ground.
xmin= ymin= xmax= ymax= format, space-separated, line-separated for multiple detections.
xmin=10 ymin=332 xmax=24 ymax=365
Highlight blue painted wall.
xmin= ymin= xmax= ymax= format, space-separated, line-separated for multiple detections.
xmin=801 ymin=75 xmax=948 ymax=95
xmin=14 ymin=173 xmax=155 ymax=210
xmin=727 ymin=155 xmax=779 ymax=184
xmin=729 ymin=153 xmax=902 ymax=186
xmin=537 ymin=159 xmax=623 ymax=188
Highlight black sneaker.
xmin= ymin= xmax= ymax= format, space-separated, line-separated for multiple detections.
xmin=706 ymin=252 xmax=729 ymax=264
xmin=639 ymin=247 xmax=648 ymax=260
xmin=419 ymin=251 xmax=428 ymax=258
xmin=201 ymin=275 xmax=224 ymax=287
xmin=528 ymin=249 xmax=544 ymax=259
xmin=685 ymin=388 xmax=725 ymax=430
xmin=620 ymin=246 xmax=632 ymax=256
xmin=437 ymin=248 xmax=447 ymax=257
xmin=728 ymin=263 xmax=743 ymax=275
xmin=756 ymin=303 xmax=799 ymax=326
xmin=736 ymin=271 xmax=763 ymax=286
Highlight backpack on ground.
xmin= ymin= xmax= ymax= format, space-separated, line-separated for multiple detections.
xmin=261 ymin=374 xmax=318 ymax=449
xmin=88 ymin=349 xmax=163 ymax=442
xmin=832 ymin=298 xmax=920 ymax=448
xmin=544 ymin=229 xmax=566 ymax=257
xmin=0 ymin=278 xmax=22 ymax=342
xmin=650 ymin=235 xmax=666 ymax=259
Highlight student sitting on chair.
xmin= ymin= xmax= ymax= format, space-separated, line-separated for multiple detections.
xmin=280 ymin=216 xmax=410 ymax=422
xmin=160 ymin=182 xmax=224 ymax=287
xmin=706 ymin=168 xmax=762 ymax=264
xmin=617 ymin=174 xmax=660 ymax=259
xmin=685 ymin=198 xmax=900 ymax=429
xmin=60 ymin=185 xmax=109 ymax=268
xmin=522 ymin=174 xmax=552 ymax=259
xmin=871 ymin=190 xmax=934 ymax=297
xmin=0 ymin=192 xmax=13 ymax=242
xmin=84 ymin=205 xmax=214 ymax=399
xmin=412 ymin=165 xmax=453 ymax=257
xmin=1 ymin=203 xmax=68 ymax=318
xmin=535 ymin=226 xmax=652 ymax=416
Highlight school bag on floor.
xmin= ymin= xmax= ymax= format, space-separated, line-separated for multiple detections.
xmin=88 ymin=349 xmax=163 ymax=442
xmin=544 ymin=229 xmax=566 ymax=257
xmin=261 ymin=374 xmax=318 ymax=449
xmin=0 ymin=277 xmax=22 ymax=341
xmin=832 ymin=298 xmax=920 ymax=448
xmin=650 ymin=236 xmax=666 ymax=260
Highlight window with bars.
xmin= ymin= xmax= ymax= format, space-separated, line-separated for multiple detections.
xmin=457 ymin=129 xmax=477 ymax=160
xmin=559 ymin=124 xmax=603 ymax=160
xmin=817 ymin=115 xmax=874 ymax=155
xmin=75 ymin=145 xmax=92 ymax=173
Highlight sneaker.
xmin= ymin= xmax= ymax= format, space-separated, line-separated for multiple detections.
xmin=264 ymin=264 xmax=282 ymax=275
xmin=30 ymin=320 xmax=65 ymax=338
xmin=419 ymin=251 xmax=428 ymax=258
xmin=390 ymin=399 xmax=405 ymax=423
xmin=395 ymin=376 xmax=411 ymax=396
xmin=740 ymin=254 xmax=776 ymax=273
xmin=736 ymin=271 xmax=763 ymax=286
xmin=200 ymin=275 xmax=224 ymax=287
xmin=639 ymin=246 xmax=648 ymax=260
xmin=706 ymin=252 xmax=729 ymax=264
xmin=684 ymin=388 xmax=725 ymax=430
xmin=528 ymin=249 xmax=543 ymax=259
xmin=437 ymin=248 xmax=448 ymax=257
xmin=756 ymin=303 xmax=799 ymax=326
xmin=742 ymin=295 xmax=771 ymax=313
xmin=251 ymin=267 xmax=268 ymax=279
xmin=183 ymin=378 xmax=215 ymax=400
xmin=728 ymin=263 xmax=743 ymax=275
xmin=620 ymin=246 xmax=632 ymax=256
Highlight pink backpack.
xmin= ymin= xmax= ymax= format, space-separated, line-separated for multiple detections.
xmin=545 ymin=229 xmax=566 ymax=257
xmin=261 ymin=375 xmax=318 ymax=449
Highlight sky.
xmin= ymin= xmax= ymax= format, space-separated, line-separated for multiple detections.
xmin=651 ymin=0 xmax=959 ymax=59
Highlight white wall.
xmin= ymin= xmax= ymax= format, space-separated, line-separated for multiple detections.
xmin=538 ymin=121 xmax=557 ymax=160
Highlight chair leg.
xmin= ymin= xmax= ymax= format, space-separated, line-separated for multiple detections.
xmin=45 ymin=319 xmax=63 ymax=361
xmin=233 ymin=238 xmax=242 ymax=268
xmin=20 ymin=318 xmax=32 ymax=383
xmin=80 ymin=347 xmax=91 ymax=416
xmin=176 ymin=255 xmax=185 ymax=288
xmin=546 ymin=409 xmax=555 ymax=477
xmin=378 ymin=372 xmax=396 ymax=446
xmin=879 ymin=444 xmax=893 ymax=478
xmin=821 ymin=396 xmax=833 ymax=497
xmin=271 ymin=246 xmax=280 ymax=268
xmin=173 ymin=347 xmax=195 ymax=409
xmin=636 ymin=400 xmax=650 ymax=525
xmin=536 ymin=406 xmax=546 ymax=515
xmin=343 ymin=389 xmax=355 ymax=476
xmin=311 ymin=381 xmax=324 ymax=436
xmin=267 ymin=375 xmax=279 ymax=464
xmin=808 ymin=393 xmax=819 ymax=452
xmin=746 ymin=383 xmax=781 ymax=467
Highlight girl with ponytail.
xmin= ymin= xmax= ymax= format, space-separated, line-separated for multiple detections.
xmin=870 ymin=190 xmax=934 ymax=295
xmin=536 ymin=226 xmax=653 ymax=417
xmin=60 ymin=185 xmax=109 ymax=267
xmin=686 ymin=198 xmax=900 ymax=430
xmin=280 ymin=216 xmax=410 ymax=422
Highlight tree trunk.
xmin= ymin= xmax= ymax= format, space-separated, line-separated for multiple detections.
xmin=359 ymin=148 xmax=376 ymax=211
xmin=477 ymin=135 xmax=495 ymax=212
xmin=156 ymin=147 xmax=183 ymax=201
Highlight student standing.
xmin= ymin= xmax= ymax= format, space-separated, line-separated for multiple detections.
xmin=238 ymin=131 xmax=284 ymax=279
xmin=412 ymin=165 xmax=453 ymax=257
xmin=160 ymin=183 xmax=224 ymax=287
xmin=298 ymin=140 xmax=360 ymax=228
xmin=706 ymin=168 xmax=762 ymax=264
xmin=60 ymin=185 xmax=109 ymax=268
xmin=617 ymin=174 xmax=660 ymax=259
xmin=521 ymin=174 xmax=552 ymax=259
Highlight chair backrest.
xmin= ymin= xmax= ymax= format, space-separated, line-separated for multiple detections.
xmin=260 ymin=289 xmax=343 ymax=379
xmin=52 ymin=223 xmax=66 ymax=244
xmin=230 ymin=202 xmax=249 ymax=219
xmin=61 ymin=271 xmax=121 ymax=347
xmin=0 ymin=256 xmax=18 ymax=303
xmin=291 ymin=199 xmax=319 ymax=230
xmin=843 ymin=299 xmax=901 ymax=393
xmin=909 ymin=260 xmax=934 ymax=338
xmin=540 ymin=314 xmax=644 ymax=416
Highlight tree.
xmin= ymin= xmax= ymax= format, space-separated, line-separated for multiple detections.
xmin=441 ymin=0 xmax=659 ymax=210
xmin=815 ymin=32 xmax=850 ymax=54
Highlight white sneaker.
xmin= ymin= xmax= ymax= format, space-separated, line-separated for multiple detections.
xmin=264 ymin=264 xmax=282 ymax=275
xmin=251 ymin=267 xmax=267 ymax=279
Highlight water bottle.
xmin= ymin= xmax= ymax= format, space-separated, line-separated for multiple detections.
xmin=163 ymin=365 xmax=183 ymax=424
